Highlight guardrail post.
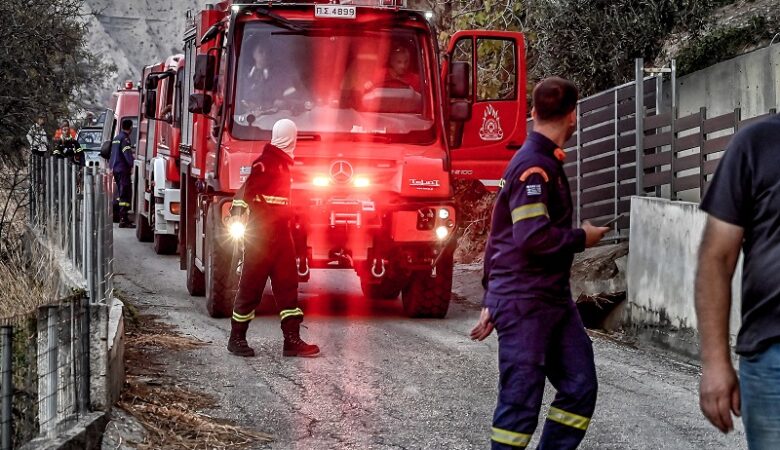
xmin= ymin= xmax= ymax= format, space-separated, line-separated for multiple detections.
xmin=45 ymin=307 xmax=58 ymax=437
xmin=58 ymin=159 xmax=65 ymax=249
xmin=575 ymin=103 xmax=582 ymax=227
xmin=635 ymin=58 xmax=645 ymax=195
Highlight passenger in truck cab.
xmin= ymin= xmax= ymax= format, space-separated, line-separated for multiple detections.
xmin=239 ymin=37 xmax=303 ymax=114
xmin=364 ymin=45 xmax=421 ymax=93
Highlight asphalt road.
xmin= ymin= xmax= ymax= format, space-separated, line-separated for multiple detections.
xmin=112 ymin=227 xmax=747 ymax=449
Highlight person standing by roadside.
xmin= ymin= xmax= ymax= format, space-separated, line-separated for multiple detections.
xmin=110 ymin=119 xmax=136 ymax=228
xmin=695 ymin=114 xmax=780 ymax=449
xmin=470 ymin=77 xmax=609 ymax=449
xmin=225 ymin=119 xmax=319 ymax=358
xmin=26 ymin=113 xmax=48 ymax=156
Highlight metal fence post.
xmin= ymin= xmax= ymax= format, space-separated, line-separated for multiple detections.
xmin=575 ymin=103 xmax=582 ymax=227
xmin=96 ymin=173 xmax=105 ymax=304
xmin=58 ymin=159 xmax=65 ymax=249
xmin=635 ymin=58 xmax=645 ymax=195
xmin=85 ymin=169 xmax=95 ymax=303
xmin=47 ymin=157 xmax=53 ymax=233
xmin=1 ymin=326 xmax=12 ymax=450
xmin=613 ymin=89 xmax=620 ymax=234
xmin=79 ymin=297 xmax=90 ymax=412
xmin=71 ymin=164 xmax=78 ymax=264
xmin=46 ymin=308 xmax=58 ymax=437
xmin=670 ymin=106 xmax=678 ymax=201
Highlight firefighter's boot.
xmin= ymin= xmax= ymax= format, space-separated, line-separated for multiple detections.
xmin=281 ymin=318 xmax=320 ymax=357
xmin=227 ymin=320 xmax=255 ymax=357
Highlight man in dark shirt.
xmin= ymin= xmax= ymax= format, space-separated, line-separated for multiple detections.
xmin=471 ymin=77 xmax=608 ymax=449
xmin=696 ymin=114 xmax=780 ymax=447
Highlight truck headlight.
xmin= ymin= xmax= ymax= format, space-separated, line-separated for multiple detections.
xmin=354 ymin=176 xmax=370 ymax=188
xmin=438 ymin=208 xmax=450 ymax=220
xmin=435 ymin=226 xmax=449 ymax=240
xmin=229 ymin=221 xmax=246 ymax=240
xmin=313 ymin=176 xmax=330 ymax=187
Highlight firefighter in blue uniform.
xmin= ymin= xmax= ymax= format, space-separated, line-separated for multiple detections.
xmin=225 ymin=119 xmax=320 ymax=358
xmin=110 ymin=119 xmax=135 ymax=228
xmin=471 ymin=78 xmax=609 ymax=449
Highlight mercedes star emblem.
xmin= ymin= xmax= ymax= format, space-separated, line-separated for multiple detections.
xmin=329 ymin=160 xmax=353 ymax=184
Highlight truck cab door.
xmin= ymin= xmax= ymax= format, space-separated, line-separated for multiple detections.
xmin=443 ymin=31 xmax=526 ymax=191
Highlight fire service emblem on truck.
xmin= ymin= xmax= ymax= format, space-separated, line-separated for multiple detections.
xmin=330 ymin=160 xmax=354 ymax=184
xmin=479 ymin=104 xmax=504 ymax=141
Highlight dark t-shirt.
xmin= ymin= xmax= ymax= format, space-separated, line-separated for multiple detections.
xmin=700 ymin=114 xmax=780 ymax=355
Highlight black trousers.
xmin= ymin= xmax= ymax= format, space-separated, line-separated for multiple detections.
xmin=232 ymin=218 xmax=302 ymax=324
xmin=113 ymin=171 xmax=131 ymax=222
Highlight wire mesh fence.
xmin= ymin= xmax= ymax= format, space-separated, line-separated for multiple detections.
xmin=0 ymin=153 xmax=114 ymax=449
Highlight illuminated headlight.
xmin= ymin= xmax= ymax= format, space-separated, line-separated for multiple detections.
xmin=229 ymin=221 xmax=246 ymax=240
xmin=354 ymin=177 xmax=370 ymax=188
xmin=438 ymin=208 xmax=450 ymax=220
xmin=313 ymin=176 xmax=330 ymax=187
xmin=435 ymin=226 xmax=449 ymax=240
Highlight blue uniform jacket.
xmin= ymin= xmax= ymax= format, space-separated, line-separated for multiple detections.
xmin=109 ymin=131 xmax=134 ymax=174
xmin=483 ymin=132 xmax=586 ymax=304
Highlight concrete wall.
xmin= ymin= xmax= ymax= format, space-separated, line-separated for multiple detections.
xmin=666 ymin=44 xmax=780 ymax=119
xmin=626 ymin=196 xmax=742 ymax=358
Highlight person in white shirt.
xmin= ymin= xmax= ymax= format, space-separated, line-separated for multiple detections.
xmin=26 ymin=113 xmax=48 ymax=155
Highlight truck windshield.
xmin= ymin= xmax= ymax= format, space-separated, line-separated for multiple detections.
xmin=231 ymin=22 xmax=435 ymax=143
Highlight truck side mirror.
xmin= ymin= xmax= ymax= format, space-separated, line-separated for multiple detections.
xmin=144 ymin=91 xmax=157 ymax=119
xmin=194 ymin=55 xmax=216 ymax=91
xmin=188 ymin=93 xmax=213 ymax=115
xmin=450 ymin=99 xmax=472 ymax=122
xmin=449 ymin=62 xmax=470 ymax=99
xmin=145 ymin=74 xmax=159 ymax=90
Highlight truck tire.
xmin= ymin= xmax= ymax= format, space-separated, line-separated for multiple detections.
xmin=205 ymin=202 xmax=238 ymax=318
xmin=186 ymin=241 xmax=205 ymax=296
xmin=401 ymin=250 xmax=454 ymax=318
xmin=154 ymin=234 xmax=178 ymax=255
xmin=135 ymin=209 xmax=153 ymax=242
xmin=360 ymin=278 xmax=402 ymax=300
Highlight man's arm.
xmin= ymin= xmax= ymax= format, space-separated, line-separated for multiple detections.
xmin=509 ymin=170 xmax=587 ymax=256
xmin=121 ymin=137 xmax=134 ymax=167
xmin=695 ymin=215 xmax=743 ymax=433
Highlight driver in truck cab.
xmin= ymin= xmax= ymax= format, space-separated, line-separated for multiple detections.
xmin=363 ymin=45 xmax=421 ymax=93
xmin=239 ymin=36 xmax=304 ymax=114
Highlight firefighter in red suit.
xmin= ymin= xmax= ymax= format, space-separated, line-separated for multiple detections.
xmin=226 ymin=119 xmax=320 ymax=358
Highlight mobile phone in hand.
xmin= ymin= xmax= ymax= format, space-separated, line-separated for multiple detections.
xmin=599 ymin=214 xmax=624 ymax=228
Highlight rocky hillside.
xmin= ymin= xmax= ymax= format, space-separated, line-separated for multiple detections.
xmin=84 ymin=0 xmax=201 ymax=104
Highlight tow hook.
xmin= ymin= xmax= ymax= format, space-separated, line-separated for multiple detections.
xmin=371 ymin=259 xmax=386 ymax=278
xmin=296 ymin=257 xmax=310 ymax=278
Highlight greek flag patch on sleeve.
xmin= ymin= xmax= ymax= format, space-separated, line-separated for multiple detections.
xmin=526 ymin=184 xmax=542 ymax=196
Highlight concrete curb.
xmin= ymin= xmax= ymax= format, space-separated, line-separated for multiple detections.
xmin=18 ymin=412 xmax=109 ymax=450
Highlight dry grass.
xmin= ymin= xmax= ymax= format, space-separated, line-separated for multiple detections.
xmin=0 ymin=238 xmax=63 ymax=323
xmin=118 ymin=312 xmax=273 ymax=449
xmin=453 ymin=180 xmax=496 ymax=264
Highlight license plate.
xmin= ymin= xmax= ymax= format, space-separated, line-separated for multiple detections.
xmin=314 ymin=4 xmax=356 ymax=19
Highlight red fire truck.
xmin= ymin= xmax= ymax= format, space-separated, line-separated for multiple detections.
xmin=134 ymin=55 xmax=184 ymax=254
xmin=144 ymin=0 xmax=526 ymax=318
xmin=101 ymin=81 xmax=140 ymax=165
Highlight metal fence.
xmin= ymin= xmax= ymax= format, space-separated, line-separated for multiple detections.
xmin=0 ymin=154 xmax=114 ymax=449
xmin=533 ymin=59 xmax=777 ymax=238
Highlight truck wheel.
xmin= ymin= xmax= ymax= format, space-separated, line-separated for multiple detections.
xmin=205 ymin=202 xmax=238 ymax=318
xmin=401 ymin=250 xmax=454 ymax=318
xmin=135 ymin=210 xmax=153 ymax=242
xmin=360 ymin=266 xmax=403 ymax=300
xmin=361 ymin=278 xmax=402 ymax=300
xmin=186 ymin=241 xmax=205 ymax=296
xmin=154 ymin=234 xmax=178 ymax=255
